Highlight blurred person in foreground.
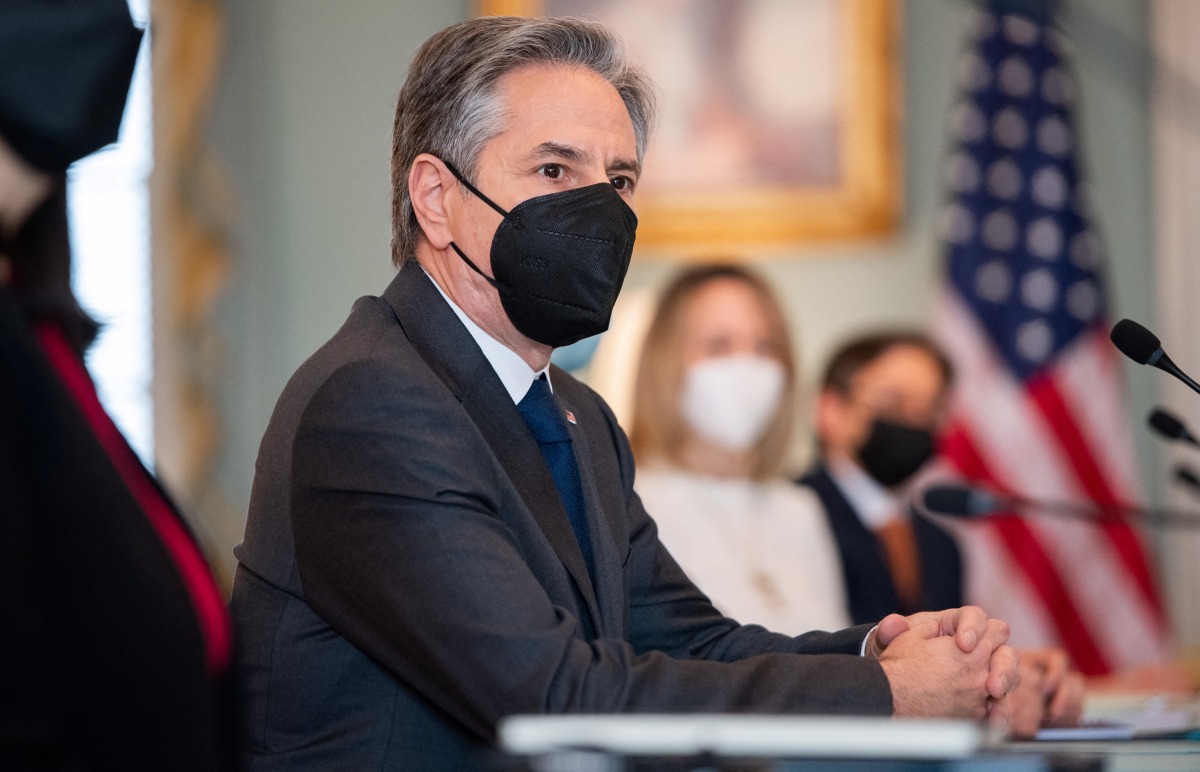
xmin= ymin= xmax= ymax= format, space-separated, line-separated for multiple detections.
xmin=800 ymin=331 xmax=1083 ymax=735
xmin=0 ymin=1 xmax=238 ymax=769
xmin=630 ymin=264 xmax=850 ymax=635
xmin=230 ymin=16 xmax=1019 ymax=769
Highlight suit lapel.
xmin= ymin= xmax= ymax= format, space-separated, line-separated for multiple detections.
xmin=382 ymin=265 xmax=602 ymax=633
xmin=818 ymin=466 xmax=902 ymax=612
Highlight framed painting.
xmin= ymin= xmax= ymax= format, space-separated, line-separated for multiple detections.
xmin=477 ymin=0 xmax=901 ymax=254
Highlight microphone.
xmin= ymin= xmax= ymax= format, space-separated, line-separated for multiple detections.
xmin=921 ymin=485 xmax=1006 ymax=518
xmin=1148 ymin=407 xmax=1200 ymax=448
xmin=1110 ymin=319 xmax=1200 ymax=396
xmin=920 ymin=484 xmax=1118 ymax=518
xmin=919 ymin=483 xmax=1200 ymax=529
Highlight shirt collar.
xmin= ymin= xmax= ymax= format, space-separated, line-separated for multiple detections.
xmin=826 ymin=455 xmax=903 ymax=530
xmin=424 ymin=269 xmax=549 ymax=404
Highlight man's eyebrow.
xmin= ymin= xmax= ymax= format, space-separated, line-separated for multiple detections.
xmin=528 ymin=142 xmax=589 ymax=163
xmin=608 ymin=157 xmax=641 ymax=179
xmin=527 ymin=142 xmax=642 ymax=179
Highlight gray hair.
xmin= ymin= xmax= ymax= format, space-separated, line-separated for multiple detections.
xmin=390 ymin=15 xmax=657 ymax=266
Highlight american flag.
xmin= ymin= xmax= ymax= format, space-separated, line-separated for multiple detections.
xmin=930 ymin=5 xmax=1168 ymax=675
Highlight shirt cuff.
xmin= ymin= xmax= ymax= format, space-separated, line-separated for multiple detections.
xmin=860 ymin=624 xmax=880 ymax=657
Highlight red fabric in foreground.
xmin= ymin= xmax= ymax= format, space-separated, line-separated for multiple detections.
xmin=35 ymin=323 xmax=232 ymax=674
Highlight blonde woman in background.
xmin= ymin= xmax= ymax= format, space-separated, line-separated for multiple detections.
xmin=630 ymin=264 xmax=850 ymax=634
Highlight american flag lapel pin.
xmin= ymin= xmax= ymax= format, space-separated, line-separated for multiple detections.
xmin=565 ymin=410 xmax=577 ymax=425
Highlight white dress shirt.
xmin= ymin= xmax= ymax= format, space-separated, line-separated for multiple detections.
xmin=426 ymin=270 xmax=548 ymax=403
xmin=826 ymin=456 xmax=905 ymax=529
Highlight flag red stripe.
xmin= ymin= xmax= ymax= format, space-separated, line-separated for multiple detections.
xmin=940 ymin=422 xmax=1111 ymax=675
xmin=1026 ymin=371 xmax=1123 ymax=507
xmin=1025 ymin=373 xmax=1166 ymax=623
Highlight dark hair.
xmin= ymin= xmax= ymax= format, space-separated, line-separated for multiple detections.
xmin=390 ymin=15 xmax=657 ymax=266
xmin=821 ymin=331 xmax=954 ymax=395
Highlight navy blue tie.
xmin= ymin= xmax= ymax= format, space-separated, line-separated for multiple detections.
xmin=517 ymin=376 xmax=593 ymax=576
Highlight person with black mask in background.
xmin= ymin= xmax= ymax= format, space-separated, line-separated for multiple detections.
xmin=798 ymin=332 xmax=962 ymax=625
xmin=798 ymin=331 xmax=1085 ymax=736
xmin=0 ymin=2 xmax=239 ymax=769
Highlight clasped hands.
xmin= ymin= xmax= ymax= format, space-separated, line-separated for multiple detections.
xmin=867 ymin=608 xmax=1086 ymax=736
xmin=867 ymin=606 xmax=1018 ymax=726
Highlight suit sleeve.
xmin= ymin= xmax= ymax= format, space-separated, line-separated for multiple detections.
xmin=290 ymin=361 xmax=893 ymax=745
xmin=585 ymin=394 xmax=879 ymax=661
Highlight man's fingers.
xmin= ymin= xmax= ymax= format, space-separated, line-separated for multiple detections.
xmin=874 ymin=613 xmax=911 ymax=648
xmin=1017 ymin=659 xmax=1046 ymax=695
xmin=987 ymin=695 xmax=1012 ymax=730
xmin=986 ymin=644 xmax=1021 ymax=700
xmin=1037 ymin=649 xmax=1069 ymax=697
xmin=940 ymin=605 xmax=990 ymax=652
xmin=1046 ymin=672 xmax=1085 ymax=726
xmin=978 ymin=617 xmax=1012 ymax=653
xmin=907 ymin=617 xmax=941 ymax=640
xmin=1008 ymin=663 xmax=1049 ymax=738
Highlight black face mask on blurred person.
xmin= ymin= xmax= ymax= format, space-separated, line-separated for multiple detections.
xmin=0 ymin=0 xmax=143 ymax=172
xmin=443 ymin=160 xmax=637 ymax=349
xmin=857 ymin=418 xmax=937 ymax=489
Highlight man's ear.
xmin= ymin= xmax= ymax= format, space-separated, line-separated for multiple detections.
xmin=409 ymin=153 xmax=456 ymax=250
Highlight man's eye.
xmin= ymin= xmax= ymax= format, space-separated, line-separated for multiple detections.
xmin=611 ymin=175 xmax=633 ymax=191
xmin=540 ymin=164 xmax=564 ymax=179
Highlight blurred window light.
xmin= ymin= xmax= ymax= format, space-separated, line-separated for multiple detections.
xmin=68 ymin=0 xmax=153 ymax=466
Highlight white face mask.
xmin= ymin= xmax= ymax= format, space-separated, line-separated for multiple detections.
xmin=680 ymin=354 xmax=786 ymax=452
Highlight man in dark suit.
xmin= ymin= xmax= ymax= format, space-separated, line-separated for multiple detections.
xmin=230 ymin=16 xmax=1020 ymax=769
xmin=799 ymin=332 xmax=964 ymax=625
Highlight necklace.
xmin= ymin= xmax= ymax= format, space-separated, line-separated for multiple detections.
xmin=750 ymin=568 xmax=786 ymax=612
xmin=739 ymin=484 xmax=787 ymax=613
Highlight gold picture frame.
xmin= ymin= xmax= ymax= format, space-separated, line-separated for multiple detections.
xmin=477 ymin=0 xmax=901 ymax=254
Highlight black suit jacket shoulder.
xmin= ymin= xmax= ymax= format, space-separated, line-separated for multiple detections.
xmin=231 ymin=265 xmax=892 ymax=769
